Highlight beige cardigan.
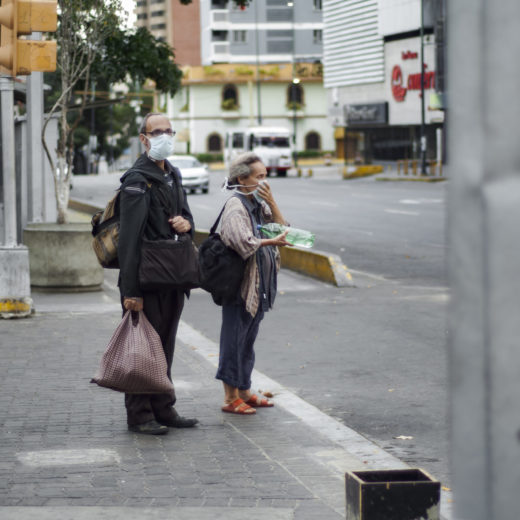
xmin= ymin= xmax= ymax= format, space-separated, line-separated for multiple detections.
xmin=220 ymin=196 xmax=281 ymax=316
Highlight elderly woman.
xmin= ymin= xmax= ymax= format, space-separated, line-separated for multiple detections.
xmin=217 ymin=152 xmax=290 ymax=415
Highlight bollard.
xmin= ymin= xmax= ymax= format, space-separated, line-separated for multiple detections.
xmin=342 ymin=166 xmax=348 ymax=180
xmin=429 ymin=160 xmax=437 ymax=176
xmin=411 ymin=160 xmax=418 ymax=176
xmin=307 ymin=168 xmax=313 ymax=177
xmin=403 ymin=159 xmax=409 ymax=175
xmin=346 ymin=468 xmax=440 ymax=520
xmin=297 ymin=168 xmax=302 ymax=177
xmin=397 ymin=160 xmax=402 ymax=175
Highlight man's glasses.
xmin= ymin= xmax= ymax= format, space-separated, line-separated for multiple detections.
xmin=144 ymin=129 xmax=176 ymax=138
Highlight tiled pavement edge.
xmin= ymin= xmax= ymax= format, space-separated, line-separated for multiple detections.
xmin=0 ymin=296 xmax=451 ymax=519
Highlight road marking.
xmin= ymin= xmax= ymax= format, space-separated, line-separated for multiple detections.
xmin=17 ymin=449 xmax=120 ymax=467
xmin=310 ymin=200 xmax=339 ymax=208
xmin=384 ymin=208 xmax=420 ymax=216
xmin=399 ymin=198 xmax=443 ymax=204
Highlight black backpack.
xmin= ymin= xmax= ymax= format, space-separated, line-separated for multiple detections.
xmin=198 ymin=201 xmax=248 ymax=306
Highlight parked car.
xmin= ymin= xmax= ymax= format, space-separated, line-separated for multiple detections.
xmin=168 ymin=154 xmax=210 ymax=194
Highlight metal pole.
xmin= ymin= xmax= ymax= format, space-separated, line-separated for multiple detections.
xmin=290 ymin=2 xmax=298 ymax=168
xmin=420 ymin=0 xmax=427 ymax=175
xmin=1 ymin=76 xmax=17 ymax=247
xmin=254 ymin=0 xmax=262 ymax=125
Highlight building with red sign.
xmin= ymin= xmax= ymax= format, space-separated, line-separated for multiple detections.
xmin=323 ymin=0 xmax=445 ymax=163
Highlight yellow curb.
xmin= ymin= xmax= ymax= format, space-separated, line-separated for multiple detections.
xmin=0 ymin=298 xmax=32 ymax=317
xmin=343 ymin=165 xmax=384 ymax=180
xmin=376 ymin=176 xmax=446 ymax=182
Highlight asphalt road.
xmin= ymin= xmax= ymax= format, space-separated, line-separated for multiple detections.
xmin=72 ymin=166 xmax=450 ymax=487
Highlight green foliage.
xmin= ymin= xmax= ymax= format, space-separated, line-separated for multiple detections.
xmin=195 ymin=153 xmax=223 ymax=163
xmin=235 ymin=66 xmax=254 ymax=76
xmin=221 ymin=98 xmax=239 ymax=111
xmin=93 ymin=27 xmax=183 ymax=98
xmin=203 ymin=66 xmax=224 ymax=76
xmin=287 ymin=101 xmax=303 ymax=111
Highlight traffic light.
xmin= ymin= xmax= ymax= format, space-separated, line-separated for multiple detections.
xmin=0 ymin=0 xmax=57 ymax=76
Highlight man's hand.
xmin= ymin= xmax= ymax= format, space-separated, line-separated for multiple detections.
xmin=169 ymin=216 xmax=192 ymax=233
xmin=124 ymin=297 xmax=143 ymax=312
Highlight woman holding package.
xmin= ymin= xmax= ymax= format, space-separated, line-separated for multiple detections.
xmin=217 ymin=152 xmax=291 ymax=415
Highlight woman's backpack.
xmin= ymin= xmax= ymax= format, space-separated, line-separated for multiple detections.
xmin=198 ymin=202 xmax=246 ymax=305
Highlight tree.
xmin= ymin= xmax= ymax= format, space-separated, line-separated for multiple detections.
xmin=43 ymin=0 xmax=123 ymax=224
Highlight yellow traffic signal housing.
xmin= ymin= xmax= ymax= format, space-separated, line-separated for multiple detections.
xmin=0 ymin=0 xmax=57 ymax=76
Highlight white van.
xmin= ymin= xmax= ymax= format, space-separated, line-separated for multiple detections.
xmin=224 ymin=126 xmax=293 ymax=177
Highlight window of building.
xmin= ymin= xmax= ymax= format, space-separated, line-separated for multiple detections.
xmin=151 ymin=23 xmax=166 ymax=30
xmin=136 ymin=0 xmax=146 ymax=6
xmin=313 ymin=29 xmax=322 ymax=44
xmin=150 ymin=0 xmax=164 ymax=4
xmin=233 ymin=30 xmax=247 ymax=43
xmin=313 ymin=0 xmax=322 ymax=10
xmin=151 ymin=10 xmax=165 ymax=17
xmin=212 ymin=30 xmax=228 ymax=41
xmin=137 ymin=13 xmax=148 ymax=20
xmin=267 ymin=29 xmax=293 ymax=55
xmin=287 ymin=82 xmax=304 ymax=108
xmin=211 ymin=0 xmax=227 ymax=7
xmin=305 ymin=131 xmax=321 ymax=151
xmin=208 ymin=133 xmax=222 ymax=152
xmin=222 ymin=84 xmax=239 ymax=110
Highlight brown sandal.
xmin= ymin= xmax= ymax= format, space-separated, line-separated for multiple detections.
xmin=245 ymin=394 xmax=274 ymax=408
xmin=221 ymin=398 xmax=256 ymax=415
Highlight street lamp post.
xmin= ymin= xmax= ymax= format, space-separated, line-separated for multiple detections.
xmin=420 ymin=0 xmax=427 ymax=175
xmin=292 ymin=78 xmax=299 ymax=168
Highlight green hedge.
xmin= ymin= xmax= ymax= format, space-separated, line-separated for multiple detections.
xmin=296 ymin=150 xmax=335 ymax=159
xmin=195 ymin=153 xmax=223 ymax=163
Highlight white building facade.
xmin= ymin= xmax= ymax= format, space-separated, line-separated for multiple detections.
xmin=323 ymin=0 xmax=445 ymax=162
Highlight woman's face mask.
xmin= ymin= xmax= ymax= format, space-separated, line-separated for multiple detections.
xmin=222 ymin=178 xmax=267 ymax=202
xmin=147 ymin=133 xmax=175 ymax=161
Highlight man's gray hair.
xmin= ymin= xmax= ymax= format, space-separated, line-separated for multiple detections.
xmin=139 ymin=112 xmax=168 ymax=135
xmin=228 ymin=152 xmax=263 ymax=188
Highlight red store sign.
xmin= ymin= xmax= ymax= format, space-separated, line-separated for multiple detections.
xmin=391 ymin=63 xmax=436 ymax=102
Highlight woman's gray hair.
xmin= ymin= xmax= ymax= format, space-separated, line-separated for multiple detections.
xmin=227 ymin=152 xmax=263 ymax=188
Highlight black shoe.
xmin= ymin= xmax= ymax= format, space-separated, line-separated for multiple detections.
xmin=158 ymin=415 xmax=199 ymax=428
xmin=128 ymin=420 xmax=169 ymax=435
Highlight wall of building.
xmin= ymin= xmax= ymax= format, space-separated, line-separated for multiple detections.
xmin=171 ymin=0 xmax=201 ymax=65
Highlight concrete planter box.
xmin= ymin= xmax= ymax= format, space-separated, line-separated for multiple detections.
xmin=23 ymin=222 xmax=103 ymax=291
xmin=346 ymin=468 xmax=440 ymax=520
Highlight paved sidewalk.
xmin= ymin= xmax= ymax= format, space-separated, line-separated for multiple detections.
xmin=0 ymin=288 xmax=444 ymax=519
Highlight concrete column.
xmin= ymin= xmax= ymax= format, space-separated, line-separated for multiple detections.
xmin=448 ymin=1 xmax=520 ymax=519
xmin=0 ymin=76 xmax=32 ymax=317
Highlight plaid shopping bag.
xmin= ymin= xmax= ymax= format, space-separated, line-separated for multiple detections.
xmin=91 ymin=310 xmax=174 ymax=394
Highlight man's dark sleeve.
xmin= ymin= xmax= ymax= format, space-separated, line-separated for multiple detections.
xmin=118 ymin=180 xmax=149 ymax=297
xmin=173 ymin=167 xmax=195 ymax=237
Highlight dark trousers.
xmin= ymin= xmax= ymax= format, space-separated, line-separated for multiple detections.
xmin=216 ymin=303 xmax=264 ymax=390
xmin=123 ymin=290 xmax=185 ymax=426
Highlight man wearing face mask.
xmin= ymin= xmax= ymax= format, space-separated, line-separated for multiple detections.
xmin=117 ymin=112 xmax=198 ymax=435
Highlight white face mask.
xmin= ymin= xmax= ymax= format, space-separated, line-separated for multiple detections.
xmin=222 ymin=177 xmax=267 ymax=199
xmin=147 ymin=133 xmax=175 ymax=161
xmin=252 ymin=180 xmax=267 ymax=202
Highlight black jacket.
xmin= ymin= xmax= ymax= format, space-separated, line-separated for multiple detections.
xmin=118 ymin=154 xmax=194 ymax=298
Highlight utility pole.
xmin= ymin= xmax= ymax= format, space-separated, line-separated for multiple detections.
xmin=420 ymin=0 xmax=427 ymax=175
xmin=254 ymin=0 xmax=262 ymax=125
xmin=448 ymin=1 xmax=520 ymax=518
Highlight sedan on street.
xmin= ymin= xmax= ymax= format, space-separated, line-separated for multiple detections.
xmin=168 ymin=154 xmax=210 ymax=194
